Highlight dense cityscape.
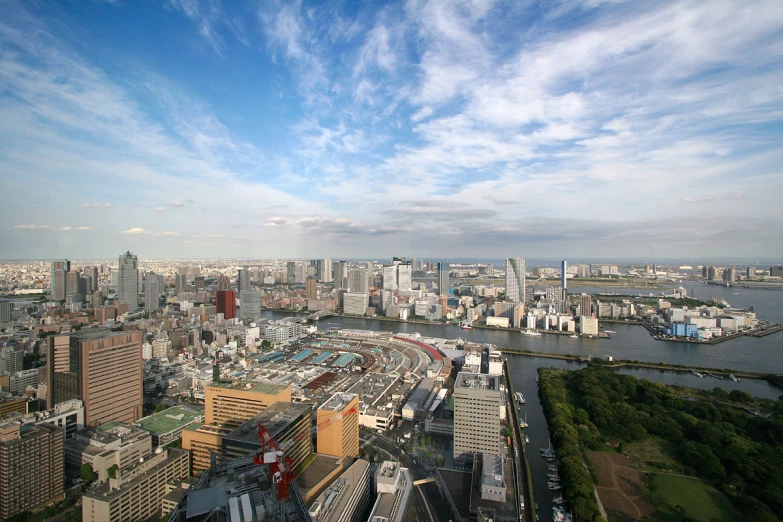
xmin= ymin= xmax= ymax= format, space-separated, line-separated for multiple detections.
xmin=0 ymin=255 xmax=782 ymax=522
xmin=2 ymin=0 xmax=783 ymax=521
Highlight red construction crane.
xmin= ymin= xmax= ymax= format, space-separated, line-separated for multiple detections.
xmin=253 ymin=404 xmax=358 ymax=502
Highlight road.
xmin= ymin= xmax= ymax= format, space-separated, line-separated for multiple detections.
xmin=361 ymin=427 xmax=452 ymax=522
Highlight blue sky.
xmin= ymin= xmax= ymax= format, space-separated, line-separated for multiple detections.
xmin=1 ymin=0 xmax=782 ymax=260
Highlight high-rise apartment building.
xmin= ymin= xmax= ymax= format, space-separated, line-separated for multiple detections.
xmin=0 ymin=301 xmax=11 ymax=324
xmin=319 ymin=258 xmax=333 ymax=283
xmin=145 ymin=272 xmax=164 ymax=313
xmin=47 ymin=330 xmax=143 ymax=427
xmin=317 ymin=393 xmax=359 ymax=459
xmin=306 ymin=276 xmax=318 ymax=299
xmin=86 ymin=266 xmax=99 ymax=292
xmin=118 ymin=251 xmax=139 ymax=309
xmin=437 ymin=262 xmax=450 ymax=295
xmin=505 ymin=258 xmax=526 ymax=303
xmin=0 ymin=421 xmax=64 ymax=520
xmin=453 ymin=372 xmax=502 ymax=468
xmin=579 ymin=293 xmax=592 ymax=317
xmin=216 ymin=290 xmax=236 ymax=320
xmin=50 ymin=260 xmax=69 ymax=301
xmin=348 ymin=268 xmax=368 ymax=294
xmin=237 ymin=268 xmax=250 ymax=292
xmin=287 ymin=261 xmax=296 ymax=283
xmin=65 ymin=270 xmax=81 ymax=300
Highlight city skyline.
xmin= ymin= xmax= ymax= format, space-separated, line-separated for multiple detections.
xmin=1 ymin=1 xmax=782 ymax=259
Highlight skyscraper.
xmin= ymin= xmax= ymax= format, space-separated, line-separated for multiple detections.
xmin=145 ymin=272 xmax=163 ymax=313
xmin=65 ymin=270 xmax=81 ymax=300
xmin=320 ymin=258 xmax=333 ymax=282
xmin=237 ymin=268 xmax=250 ymax=292
xmin=561 ymin=260 xmax=567 ymax=290
xmin=334 ymin=261 xmax=347 ymax=289
xmin=47 ymin=330 xmax=143 ymax=427
xmin=216 ymin=290 xmax=236 ymax=320
xmin=286 ymin=261 xmax=296 ymax=283
xmin=50 ymin=260 xmax=69 ymax=301
xmin=437 ymin=262 xmax=450 ymax=295
xmin=86 ymin=266 xmax=99 ymax=292
xmin=579 ymin=293 xmax=592 ymax=317
xmin=240 ymin=290 xmax=262 ymax=319
xmin=118 ymin=251 xmax=139 ymax=309
xmin=505 ymin=257 xmax=526 ymax=303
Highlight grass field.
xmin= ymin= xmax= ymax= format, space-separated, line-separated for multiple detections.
xmin=622 ymin=438 xmax=682 ymax=473
xmin=651 ymin=473 xmax=738 ymax=522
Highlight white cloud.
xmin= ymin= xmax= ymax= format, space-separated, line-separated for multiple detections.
xmin=153 ymin=207 xmax=167 ymax=213
xmin=75 ymin=226 xmax=94 ymax=231
xmin=121 ymin=227 xmax=147 ymax=234
xmin=13 ymin=224 xmax=49 ymax=230
xmin=81 ymin=202 xmax=112 ymax=208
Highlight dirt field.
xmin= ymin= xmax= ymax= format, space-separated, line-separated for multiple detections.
xmin=587 ymin=450 xmax=656 ymax=522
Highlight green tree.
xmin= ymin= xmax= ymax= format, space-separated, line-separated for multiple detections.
xmin=80 ymin=463 xmax=97 ymax=482
xmin=107 ymin=464 xmax=118 ymax=479
xmin=155 ymin=403 xmax=169 ymax=413
xmin=729 ymin=389 xmax=753 ymax=403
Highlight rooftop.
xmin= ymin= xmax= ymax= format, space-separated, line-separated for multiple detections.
xmin=319 ymin=393 xmax=357 ymax=412
xmin=223 ymin=402 xmax=311 ymax=445
xmin=455 ymin=372 xmax=499 ymax=391
xmin=207 ymin=380 xmax=288 ymax=395
xmin=135 ymin=405 xmax=204 ymax=435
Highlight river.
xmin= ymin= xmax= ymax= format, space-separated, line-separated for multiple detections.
xmin=259 ymin=283 xmax=782 ymax=521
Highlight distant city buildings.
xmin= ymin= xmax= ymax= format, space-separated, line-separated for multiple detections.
xmin=50 ymin=259 xmax=69 ymax=301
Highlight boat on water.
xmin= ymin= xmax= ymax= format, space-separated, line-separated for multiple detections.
xmin=569 ymin=334 xmax=579 ymax=338
xmin=521 ymin=413 xmax=528 ymax=428
xmin=515 ymin=392 xmax=526 ymax=405
xmin=521 ymin=329 xmax=542 ymax=336
xmin=604 ymin=330 xmax=616 ymax=334
xmin=553 ymin=495 xmax=564 ymax=504
xmin=548 ymin=484 xmax=562 ymax=491
xmin=459 ymin=321 xmax=473 ymax=330
xmin=525 ymin=435 xmax=530 ymax=444
xmin=690 ymin=370 xmax=706 ymax=378
xmin=729 ymin=374 xmax=741 ymax=382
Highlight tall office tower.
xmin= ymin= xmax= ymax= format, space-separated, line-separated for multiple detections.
xmin=145 ymin=272 xmax=163 ymax=313
xmin=65 ymin=270 xmax=80 ymax=299
xmin=217 ymin=274 xmax=230 ymax=291
xmin=86 ymin=266 xmax=99 ymax=292
xmin=195 ymin=276 xmax=205 ymax=291
xmin=118 ymin=251 xmax=139 ymax=309
xmin=383 ymin=264 xmax=397 ymax=290
xmin=0 ymin=422 xmax=64 ymax=519
xmin=183 ymin=381 xmax=291 ymax=474
xmin=746 ymin=266 xmax=755 ymax=279
xmin=319 ymin=258 xmax=333 ymax=282
xmin=216 ymin=290 xmax=236 ymax=320
xmin=239 ymin=290 xmax=262 ymax=319
xmin=348 ymin=268 xmax=368 ymax=294
xmin=437 ymin=262 xmax=450 ymax=295
xmin=50 ymin=260 xmax=69 ymax=300
xmin=453 ymin=372 xmax=502 ymax=468
xmin=174 ymin=273 xmax=186 ymax=294
xmin=237 ymin=268 xmax=250 ymax=292
xmin=561 ymin=260 xmax=567 ymax=290
xmin=334 ymin=261 xmax=347 ymax=289
xmin=579 ymin=293 xmax=592 ymax=317
xmin=306 ymin=276 xmax=318 ymax=299
xmin=47 ymin=330 xmax=143 ymax=427
xmin=317 ymin=393 xmax=359 ymax=459
xmin=505 ymin=257 xmax=526 ymax=303
xmin=286 ymin=261 xmax=296 ymax=283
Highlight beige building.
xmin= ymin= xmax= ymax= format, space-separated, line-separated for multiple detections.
xmin=0 ymin=421 xmax=64 ymax=519
xmin=580 ymin=316 xmax=599 ymax=336
xmin=317 ymin=393 xmax=359 ymax=460
xmin=82 ymin=447 xmax=189 ymax=522
xmin=65 ymin=422 xmax=151 ymax=481
xmin=47 ymin=330 xmax=143 ymax=426
xmin=183 ymin=380 xmax=291 ymax=475
xmin=453 ymin=373 xmax=502 ymax=469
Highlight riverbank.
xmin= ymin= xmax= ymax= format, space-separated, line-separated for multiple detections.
xmin=498 ymin=348 xmax=772 ymax=380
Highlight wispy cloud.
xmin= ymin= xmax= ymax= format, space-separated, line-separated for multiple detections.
xmin=13 ymin=224 xmax=49 ymax=230
xmin=682 ymin=196 xmax=714 ymax=204
xmin=121 ymin=227 xmax=147 ymax=234
xmin=81 ymin=202 xmax=112 ymax=208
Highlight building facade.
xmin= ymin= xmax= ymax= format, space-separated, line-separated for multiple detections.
xmin=216 ymin=290 xmax=236 ymax=320
xmin=0 ymin=422 xmax=64 ymax=520
xmin=317 ymin=393 xmax=359 ymax=459
xmin=50 ymin=259 xmax=70 ymax=301
xmin=437 ymin=262 xmax=450 ymax=295
xmin=118 ymin=251 xmax=139 ymax=309
xmin=504 ymin=258 xmax=526 ymax=303
xmin=453 ymin=372 xmax=502 ymax=468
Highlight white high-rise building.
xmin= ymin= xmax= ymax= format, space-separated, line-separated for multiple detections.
xmin=237 ymin=268 xmax=250 ymax=292
xmin=383 ymin=265 xmax=397 ymax=290
xmin=334 ymin=261 xmax=347 ymax=289
xmin=383 ymin=261 xmax=412 ymax=292
xmin=348 ymin=268 xmax=368 ymax=294
xmin=319 ymin=258 xmax=332 ymax=283
xmin=505 ymin=257 xmax=526 ymax=303
xmin=118 ymin=251 xmax=139 ymax=309
xmin=294 ymin=264 xmax=307 ymax=284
